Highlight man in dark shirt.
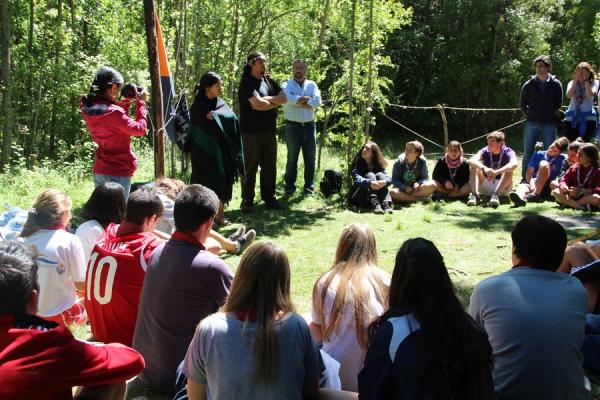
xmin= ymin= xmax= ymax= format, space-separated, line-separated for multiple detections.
xmin=132 ymin=184 xmax=233 ymax=394
xmin=520 ymin=55 xmax=563 ymax=179
xmin=238 ymin=51 xmax=287 ymax=212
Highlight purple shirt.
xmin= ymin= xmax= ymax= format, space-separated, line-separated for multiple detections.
xmin=480 ymin=146 xmax=517 ymax=169
xmin=132 ymin=239 xmax=233 ymax=393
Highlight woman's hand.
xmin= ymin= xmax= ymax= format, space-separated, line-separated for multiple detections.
xmin=444 ymin=180 xmax=454 ymax=190
xmin=206 ymin=112 xmax=215 ymax=120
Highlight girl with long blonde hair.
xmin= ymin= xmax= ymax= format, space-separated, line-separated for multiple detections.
xmin=182 ymin=241 xmax=321 ymax=399
xmin=21 ymin=189 xmax=87 ymax=326
xmin=310 ymin=223 xmax=390 ymax=391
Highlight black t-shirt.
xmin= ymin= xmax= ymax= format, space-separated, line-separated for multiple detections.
xmin=238 ymin=74 xmax=282 ymax=134
xmin=432 ymin=157 xmax=470 ymax=187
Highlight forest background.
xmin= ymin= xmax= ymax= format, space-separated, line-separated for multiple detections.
xmin=0 ymin=0 xmax=599 ymax=173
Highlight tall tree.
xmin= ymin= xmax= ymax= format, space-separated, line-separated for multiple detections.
xmin=1 ymin=0 xmax=12 ymax=171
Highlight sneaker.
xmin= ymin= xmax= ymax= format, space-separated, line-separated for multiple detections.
xmin=373 ymin=203 xmax=385 ymax=215
xmin=382 ymin=202 xmax=393 ymax=214
xmin=526 ymin=193 xmax=542 ymax=203
xmin=509 ymin=191 xmax=526 ymax=207
xmin=420 ymin=196 xmax=432 ymax=204
xmin=489 ymin=193 xmax=500 ymax=208
xmin=228 ymin=225 xmax=246 ymax=242
xmin=433 ymin=192 xmax=448 ymax=202
xmin=467 ymin=193 xmax=479 ymax=206
xmin=265 ymin=198 xmax=284 ymax=210
xmin=237 ymin=229 xmax=256 ymax=254
xmin=240 ymin=200 xmax=255 ymax=214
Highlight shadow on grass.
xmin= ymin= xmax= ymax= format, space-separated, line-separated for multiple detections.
xmin=441 ymin=208 xmax=525 ymax=234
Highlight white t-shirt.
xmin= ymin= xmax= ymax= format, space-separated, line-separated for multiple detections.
xmin=75 ymin=220 xmax=104 ymax=265
xmin=311 ymin=267 xmax=390 ymax=392
xmin=23 ymin=229 xmax=86 ymax=317
xmin=156 ymin=192 xmax=175 ymax=234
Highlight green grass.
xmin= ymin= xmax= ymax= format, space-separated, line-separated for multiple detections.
xmin=1 ymin=140 xmax=599 ymax=400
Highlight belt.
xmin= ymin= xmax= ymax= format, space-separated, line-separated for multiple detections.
xmin=286 ymin=120 xmax=314 ymax=126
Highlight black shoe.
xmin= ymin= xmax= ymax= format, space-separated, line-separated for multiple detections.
xmin=236 ymin=229 xmax=256 ymax=254
xmin=526 ymin=193 xmax=542 ymax=203
xmin=240 ymin=200 xmax=255 ymax=213
xmin=509 ymin=191 xmax=526 ymax=207
xmin=228 ymin=225 xmax=246 ymax=242
xmin=265 ymin=198 xmax=284 ymax=210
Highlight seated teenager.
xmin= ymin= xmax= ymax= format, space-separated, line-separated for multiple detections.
xmin=85 ymin=187 xmax=164 ymax=347
xmin=153 ymin=178 xmax=255 ymax=254
xmin=550 ymin=139 xmax=581 ymax=191
xmin=467 ymin=131 xmax=518 ymax=208
xmin=558 ymin=242 xmax=600 ymax=313
xmin=0 ymin=241 xmax=144 ymax=400
xmin=75 ymin=182 xmax=126 ymax=264
xmin=469 ymin=215 xmax=588 ymax=399
xmin=509 ymin=136 xmax=569 ymax=207
xmin=133 ymin=184 xmax=234 ymax=394
xmin=359 ymin=238 xmax=493 ymax=400
xmin=390 ymin=141 xmax=436 ymax=204
xmin=21 ymin=189 xmax=87 ymax=327
xmin=432 ymin=140 xmax=471 ymax=200
xmin=348 ymin=142 xmax=392 ymax=214
xmin=181 ymin=241 xmax=321 ymax=400
xmin=310 ymin=223 xmax=390 ymax=391
xmin=552 ymin=143 xmax=600 ymax=210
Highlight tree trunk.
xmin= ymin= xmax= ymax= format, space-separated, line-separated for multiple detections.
xmin=363 ymin=0 xmax=374 ymax=137
xmin=227 ymin=0 xmax=240 ymax=101
xmin=48 ymin=0 xmax=63 ymax=157
xmin=1 ymin=0 xmax=12 ymax=171
xmin=346 ymin=0 xmax=357 ymax=169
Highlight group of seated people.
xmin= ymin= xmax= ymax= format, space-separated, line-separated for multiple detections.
xmin=1 ymin=167 xmax=600 ymax=399
xmin=349 ymin=131 xmax=600 ymax=213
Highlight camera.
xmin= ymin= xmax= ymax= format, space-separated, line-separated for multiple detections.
xmin=121 ymin=82 xmax=144 ymax=99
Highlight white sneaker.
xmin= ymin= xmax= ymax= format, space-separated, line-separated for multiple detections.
xmin=489 ymin=193 xmax=500 ymax=208
xmin=467 ymin=193 xmax=479 ymax=206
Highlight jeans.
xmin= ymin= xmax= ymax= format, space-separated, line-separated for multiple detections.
xmin=522 ymin=121 xmax=556 ymax=178
xmin=93 ymin=173 xmax=132 ymax=200
xmin=284 ymin=122 xmax=316 ymax=194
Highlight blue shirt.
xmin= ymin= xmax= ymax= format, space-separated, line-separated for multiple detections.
xmin=527 ymin=151 xmax=565 ymax=181
xmin=283 ymin=79 xmax=321 ymax=123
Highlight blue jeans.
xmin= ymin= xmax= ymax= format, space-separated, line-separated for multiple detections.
xmin=93 ymin=173 xmax=132 ymax=200
xmin=522 ymin=121 xmax=556 ymax=178
xmin=284 ymin=122 xmax=316 ymax=194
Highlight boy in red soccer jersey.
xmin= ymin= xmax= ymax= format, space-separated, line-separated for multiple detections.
xmin=0 ymin=241 xmax=144 ymax=400
xmin=85 ymin=187 xmax=164 ymax=347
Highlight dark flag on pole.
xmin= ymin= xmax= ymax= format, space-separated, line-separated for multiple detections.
xmin=155 ymin=10 xmax=190 ymax=150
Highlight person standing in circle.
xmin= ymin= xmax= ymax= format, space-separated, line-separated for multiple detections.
xmin=186 ymin=72 xmax=243 ymax=226
xmin=81 ymin=66 xmax=148 ymax=199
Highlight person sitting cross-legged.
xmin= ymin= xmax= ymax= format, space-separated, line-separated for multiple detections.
xmin=389 ymin=141 xmax=436 ymax=204
xmin=549 ymin=139 xmax=582 ymax=191
xmin=432 ymin=140 xmax=471 ymax=201
xmin=85 ymin=187 xmax=164 ymax=347
xmin=0 ymin=241 xmax=144 ymax=400
xmin=552 ymin=143 xmax=600 ymax=211
xmin=133 ymin=184 xmax=234 ymax=394
xmin=467 ymin=131 xmax=518 ymax=208
xmin=469 ymin=215 xmax=588 ymax=400
xmin=509 ymin=136 xmax=569 ymax=207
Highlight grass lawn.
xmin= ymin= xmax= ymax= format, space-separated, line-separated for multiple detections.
xmin=1 ymin=141 xmax=598 ymax=400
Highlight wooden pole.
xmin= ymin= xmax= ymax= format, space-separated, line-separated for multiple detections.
xmin=437 ymin=104 xmax=449 ymax=147
xmin=143 ymin=0 xmax=166 ymax=179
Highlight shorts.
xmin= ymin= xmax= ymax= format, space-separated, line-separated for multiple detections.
xmin=479 ymin=177 xmax=510 ymax=196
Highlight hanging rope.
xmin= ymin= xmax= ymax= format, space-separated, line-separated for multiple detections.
xmin=461 ymin=119 xmax=526 ymax=145
xmin=375 ymin=108 xmax=445 ymax=149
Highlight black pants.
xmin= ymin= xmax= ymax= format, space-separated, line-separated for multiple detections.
xmin=241 ymin=132 xmax=277 ymax=202
xmin=348 ymin=172 xmax=389 ymax=208
xmin=565 ymin=120 xmax=597 ymax=143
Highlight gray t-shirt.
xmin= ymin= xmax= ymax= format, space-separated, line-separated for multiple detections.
xmin=133 ymin=239 xmax=233 ymax=393
xmin=183 ymin=312 xmax=321 ymax=400
xmin=469 ymin=267 xmax=588 ymax=400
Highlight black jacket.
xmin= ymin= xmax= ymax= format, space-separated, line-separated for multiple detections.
xmin=520 ymin=74 xmax=563 ymax=123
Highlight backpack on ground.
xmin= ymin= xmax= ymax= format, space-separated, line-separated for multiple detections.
xmin=320 ymin=170 xmax=343 ymax=198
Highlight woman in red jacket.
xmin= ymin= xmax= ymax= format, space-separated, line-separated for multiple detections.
xmin=553 ymin=143 xmax=600 ymax=210
xmin=81 ymin=66 xmax=148 ymax=199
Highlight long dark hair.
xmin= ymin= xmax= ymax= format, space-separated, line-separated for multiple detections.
xmin=81 ymin=66 xmax=123 ymax=107
xmin=350 ymin=141 xmax=388 ymax=173
xmin=80 ymin=182 xmax=126 ymax=226
xmin=368 ymin=238 xmax=493 ymax=400
xmin=580 ymin=143 xmax=599 ymax=167
xmin=194 ymin=71 xmax=222 ymax=99
xmin=222 ymin=241 xmax=295 ymax=384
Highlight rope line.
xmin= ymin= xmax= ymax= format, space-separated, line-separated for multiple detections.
xmin=460 ymin=119 xmax=526 ymax=145
xmin=375 ymin=108 xmax=445 ymax=149
xmin=388 ymin=103 xmax=522 ymax=112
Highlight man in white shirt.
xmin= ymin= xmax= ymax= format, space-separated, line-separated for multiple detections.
xmin=283 ymin=59 xmax=322 ymax=196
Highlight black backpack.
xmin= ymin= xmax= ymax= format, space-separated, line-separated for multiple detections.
xmin=320 ymin=169 xmax=343 ymax=198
